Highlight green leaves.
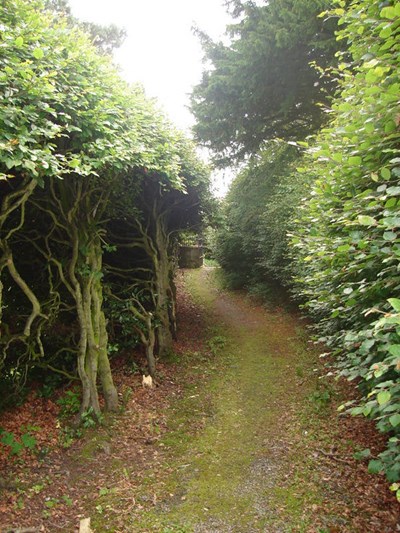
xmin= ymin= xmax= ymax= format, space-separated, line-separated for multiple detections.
xmin=353 ymin=448 xmax=371 ymax=460
xmin=21 ymin=432 xmax=37 ymax=450
xmin=388 ymin=299 xmax=400 ymax=313
xmin=386 ymin=186 xmax=400 ymax=196
xmin=68 ymin=158 xmax=81 ymax=169
xmin=214 ymin=142 xmax=302 ymax=290
xmin=32 ymin=47 xmax=44 ymax=59
xmin=0 ymin=0 xmax=191 ymax=186
xmin=190 ymin=0 xmax=340 ymax=164
xmin=368 ymin=459 xmax=384 ymax=475
xmin=357 ymin=215 xmax=377 ymax=226
xmin=289 ymin=0 xmax=400 ymax=483
xmin=389 ymin=414 xmax=400 ymax=428
xmin=380 ymin=6 xmax=399 ymax=19
xmin=348 ymin=156 xmax=362 ymax=166
xmin=377 ymin=391 xmax=391 ymax=406
xmin=383 ymin=231 xmax=397 ymax=241
xmin=0 ymin=430 xmax=36 ymax=456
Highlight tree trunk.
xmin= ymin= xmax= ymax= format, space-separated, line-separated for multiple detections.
xmin=71 ymin=229 xmax=118 ymax=417
xmin=145 ymin=313 xmax=156 ymax=377
xmin=0 ymin=270 xmax=4 ymax=340
xmin=97 ymin=306 xmax=118 ymax=411
xmin=154 ymin=215 xmax=173 ymax=356
xmin=168 ymin=274 xmax=178 ymax=340
xmin=86 ymin=239 xmax=118 ymax=413
xmin=74 ymin=243 xmax=101 ymax=417
xmin=156 ymin=267 xmax=173 ymax=356
xmin=75 ymin=278 xmax=95 ymax=416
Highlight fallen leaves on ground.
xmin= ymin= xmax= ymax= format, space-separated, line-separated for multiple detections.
xmin=0 ymin=270 xmax=399 ymax=532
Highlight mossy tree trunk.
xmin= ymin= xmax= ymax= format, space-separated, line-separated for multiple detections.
xmin=0 ymin=178 xmax=48 ymax=364
xmin=129 ymin=298 xmax=156 ymax=377
xmin=136 ymin=198 xmax=176 ymax=357
xmin=42 ymin=179 xmax=119 ymax=417
xmin=74 ymin=236 xmax=118 ymax=415
xmin=154 ymin=236 xmax=174 ymax=357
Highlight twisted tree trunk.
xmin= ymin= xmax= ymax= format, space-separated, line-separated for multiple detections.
xmin=45 ymin=179 xmax=119 ymax=417
xmin=153 ymin=205 xmax=174 ymax=357
xmin=74 ymin=235 xmax=118 ymax=416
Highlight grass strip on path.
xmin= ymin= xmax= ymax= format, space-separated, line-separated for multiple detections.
xmin=126 ymin=269 xmax=343 ymax=532
xmin=90 ymin=267 xmax=400 ymax=532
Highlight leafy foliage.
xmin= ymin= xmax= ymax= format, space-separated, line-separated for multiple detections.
xmin=290 ymin=0 xmax=400 ymax=481
xmin=215 ymin=142 xmax=305 ymax=292
xmin=0 ymin=0 xmax=212 ymax=414
xmin=57 ymin=389 xmax=81 ymax=418
xmin=0 ymin=427 xmax=37 ymax=456
xmin=45 ymin=0 xmax=127 ymax=54
xmin=191 ymin=0 xmax=339 ymax=165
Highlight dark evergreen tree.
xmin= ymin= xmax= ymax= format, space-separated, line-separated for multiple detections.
xmin=191 ymin=0 xmax=339 ymax=166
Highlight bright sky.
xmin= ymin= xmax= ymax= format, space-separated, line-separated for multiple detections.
xmin=68 ymin=0 xmax=235 ymax=195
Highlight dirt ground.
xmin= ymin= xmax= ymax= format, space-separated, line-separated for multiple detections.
xmin=0 ymin=268 xmax=399 ymax=532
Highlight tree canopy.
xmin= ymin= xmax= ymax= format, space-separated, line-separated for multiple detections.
xmin=45 ymin=0 xmax=127 ymax=54
xmin=190 ymin=0 xmax=339 ymax=166
xmin=0 ymin=0 xmax=212 ymax=416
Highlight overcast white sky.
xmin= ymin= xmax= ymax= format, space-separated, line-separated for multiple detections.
xmin=68 ymin=0 xmax=235 ymax=195
xmin=70 ymin=0 xmax=230 ymax=131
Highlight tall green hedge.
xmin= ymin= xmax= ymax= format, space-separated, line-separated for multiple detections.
xmin=215 ymin=142 xmax=303 ymax=293
xmin=0 ymin=0 xmax=211 ymax=413
xmin=290 ymin=0 xmax=400 ymax=487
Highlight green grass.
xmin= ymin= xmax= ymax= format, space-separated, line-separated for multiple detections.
xmin=203 ymin=257 xmax=219 ymax=268
xmin=122 ymin=270 xmax=327 ymax=531
xmin=92 ymin=268 xmax=348 ymax=532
